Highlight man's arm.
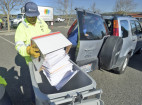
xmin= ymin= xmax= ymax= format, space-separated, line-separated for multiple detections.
xmin=15 ymin=24 xmax=30 ymax=57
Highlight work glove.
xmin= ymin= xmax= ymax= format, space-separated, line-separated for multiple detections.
xmin=26 ymin=45 xmax=40 ymax=58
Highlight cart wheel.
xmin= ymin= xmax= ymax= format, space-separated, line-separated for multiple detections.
xmin=114 ymin=55 xmax=129 ymax=74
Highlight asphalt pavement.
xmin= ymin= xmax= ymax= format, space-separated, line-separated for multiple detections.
xmin=0 ymin=23 xmax=142 ymax=105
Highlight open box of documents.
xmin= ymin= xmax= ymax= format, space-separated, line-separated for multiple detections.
xmin=31 ymin=31 xmax=78 ymax=90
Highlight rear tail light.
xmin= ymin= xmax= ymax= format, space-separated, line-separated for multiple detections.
xmin=113 ymin=20 xmax=119 ymax=36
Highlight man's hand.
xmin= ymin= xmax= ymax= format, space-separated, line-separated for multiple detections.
xmin=26 ymin=45 xmax=40 ymax=58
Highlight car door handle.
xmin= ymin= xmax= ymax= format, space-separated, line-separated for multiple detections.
xmin=132 ymin=39 xmax=136 ymax=41
xmin=85 ymin=49 xmax=94 ymax=51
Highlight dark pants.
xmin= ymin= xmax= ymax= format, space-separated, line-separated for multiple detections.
xmin=0 ymin=91 xmax=12 ymax=105
xmin=68 ymin=46 xmax=77 ymax=62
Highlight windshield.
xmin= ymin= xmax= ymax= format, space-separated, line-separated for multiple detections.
xmin=77 ymin=10 xmax=107 ymax=40
xmin=17 ymin=14 xmax=24 ymax=19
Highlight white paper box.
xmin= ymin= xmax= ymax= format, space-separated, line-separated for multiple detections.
xmin=31 ymin=32 xmax=72 ymax=56
xmin=31 ymin=32 xmax=72 ymax=70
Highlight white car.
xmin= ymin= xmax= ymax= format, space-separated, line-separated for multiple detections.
xmin=12 ymin=14 xmax=25 ymax=28
xmin=55 ymin=18 xmax=65 ymax=22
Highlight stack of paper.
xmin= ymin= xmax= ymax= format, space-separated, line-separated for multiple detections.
xmin=42 ymin=49 xmax=78 ymax=90
xmin=42 ymin=49 xmax=66 ymax=68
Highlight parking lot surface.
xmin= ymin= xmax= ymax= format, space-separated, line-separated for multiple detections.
xmin=0 ymin=23 xmax=142 ymax=105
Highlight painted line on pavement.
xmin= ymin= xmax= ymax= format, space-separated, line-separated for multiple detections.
xmin=56 ymin=26 xmax=70 ymax=28
xmin=0 ymin=35 xmax=15 ymax=46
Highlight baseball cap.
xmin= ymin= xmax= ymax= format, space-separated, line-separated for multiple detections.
xmin=25 ymin=2 xmax=40 ymax=17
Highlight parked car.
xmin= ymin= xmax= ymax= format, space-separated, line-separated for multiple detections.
xmin=11 ymin=13 xmax=25 ymax=28
xmin=67 ymin=9 xmax=137 ymax=74
xmin=55 ymin=17 xmax=65 ymax=22
xmin=103 ymin=15 xmax=142 ymax=54
xmin=2 ymin=17 xmax=13 ymax=28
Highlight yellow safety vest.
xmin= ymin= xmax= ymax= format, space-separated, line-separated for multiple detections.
xmin=0 ymin=76 xmax=7 ymax=86
xmin=0 ymin=19 xmax=3 ymax=23
xmin=15 ymin=18 xmax=51 ymax=64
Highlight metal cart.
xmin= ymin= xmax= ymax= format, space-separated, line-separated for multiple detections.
xmin=29 ymin=60 xmax=104 ymax=105
xmin=29 ymin=31 xmax=104 ymax=105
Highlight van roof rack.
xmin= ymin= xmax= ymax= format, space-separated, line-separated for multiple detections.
xmin=102 ymin=14 xmax=132 ymax=17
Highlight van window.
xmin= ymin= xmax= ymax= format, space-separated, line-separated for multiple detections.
xmin=140 ymin=18 xmax=142 ymax=22
xmin=120 ymin=20 xmax=129 ymax=38
xmin=130 ymin=20 xmax=137 ymax=35
xmin=17 ymin=14 xmax=23 ymax=19
xmin=135 ymin=21 xmax=142 ymax=34
xmin=105 ymin=19 xmax=113 ymax=34
xmin=77 ymin=11 xmax=107 ymax=40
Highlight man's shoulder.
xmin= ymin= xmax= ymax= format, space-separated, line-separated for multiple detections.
xmin=16 ymin=22 xmax=27 ymax=30
xmin=37 ymin=18 xmax=44 ymax=21
xmin=18 ymin=22 xmax=25 ymax=27
xmin=37 ymin=18 xmax=46 ymax=24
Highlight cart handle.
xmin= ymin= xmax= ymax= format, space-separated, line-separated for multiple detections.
xmin=81 ymin=89 xmax=103 ymax=99
xmin=50 ymin=97 xmax=73 ymax=105
xmin=50 ymin=89 xmax=102 ymax=105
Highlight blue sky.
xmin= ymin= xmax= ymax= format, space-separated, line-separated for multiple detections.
xmin=12 ymin=0 xmax=142 ymax=15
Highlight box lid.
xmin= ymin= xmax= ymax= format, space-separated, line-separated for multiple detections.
xmin=31 ymin=32 xmax=72 ymax=55
xmin=31 ymin=32 xmax=72 ymax=70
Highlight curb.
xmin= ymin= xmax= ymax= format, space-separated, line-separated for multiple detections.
xmin=0 ymin=31 xmax=15 ymax=35
xmin=0 ymin=31 xmax=15 ymax=33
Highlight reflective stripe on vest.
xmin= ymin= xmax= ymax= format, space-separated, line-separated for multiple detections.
xmin=15 ymin=41 xmax=28 ymax=51
xmin=37 ymin=18 xmax=42 ymax=24
xmin=15 ymin=41 xmax=25 ymax=46
xmin=22 ymin=21 xmax=28 ymax=28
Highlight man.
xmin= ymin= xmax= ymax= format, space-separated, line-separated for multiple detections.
xmin=15 ymin=2 xmax=51 ymax=64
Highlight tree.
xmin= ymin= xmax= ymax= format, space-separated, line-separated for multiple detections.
xmin=91 ymin=2 xmax=96 ymax=12
xmin=67 ymin=0 xmax=74 ymax=27
xmin=0 ymin=0 xmax=29 ymax=31
xmin=91 ymin=2 xmax=101 ymax=13
xmin=55 ymin=0 xmax=69 ymax=19
xmin=113 ymin=0 xmax=137 ymax=15
xmin=55 ymin=0 xmax=75 ymax=26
